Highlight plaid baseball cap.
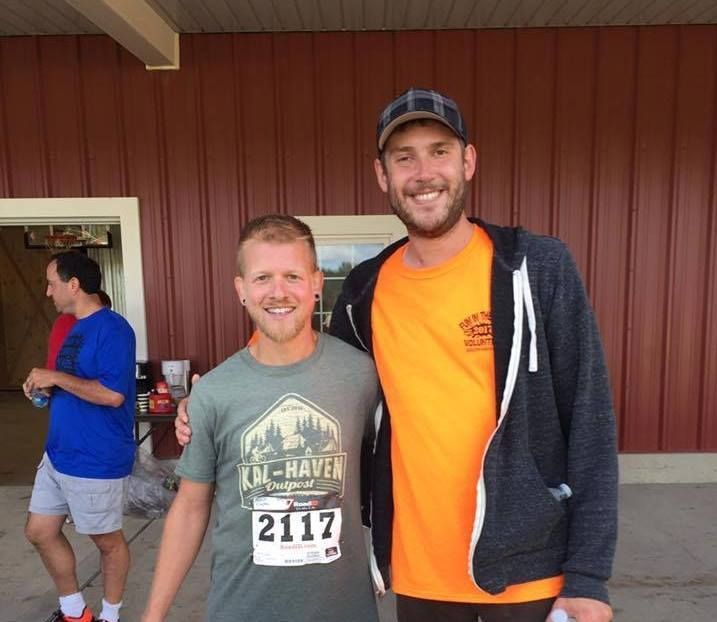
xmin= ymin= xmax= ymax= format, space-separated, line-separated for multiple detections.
xmin=376 ymin=87 xmax=467 ymax=152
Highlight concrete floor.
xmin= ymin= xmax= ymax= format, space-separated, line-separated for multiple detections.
xmin=1 ymin=393 xmax=716 ymax=621
xmin=0 ymin=391 xmax=48 ymax=485
xmin=1 ymin=484 xmax=715 ymax=622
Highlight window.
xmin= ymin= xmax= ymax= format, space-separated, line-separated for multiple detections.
xmin=297 ymin=216 xmax=407 ymax=332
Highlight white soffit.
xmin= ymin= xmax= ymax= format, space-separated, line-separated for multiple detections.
xmin=144 ymin=0 xmax=717 ymax=32
xmin=0 ymin=1 xmax=716 ymax=38
xmin=0 ymin=0 xmax=99 ymax=35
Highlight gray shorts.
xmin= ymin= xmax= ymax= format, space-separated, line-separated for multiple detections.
xmin=29 ymin=453 xmax=127 ymax=535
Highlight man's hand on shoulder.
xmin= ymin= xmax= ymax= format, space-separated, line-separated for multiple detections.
xmin=174 ymin=373 xmax=200 ymax=446
xmin=549 ymin=597 xmax=612 ymax=622
xmin=23 ymin=368 xmax=57 ymax=398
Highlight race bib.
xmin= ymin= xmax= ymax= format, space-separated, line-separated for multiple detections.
xmin=252 ymin=506 xmax=342 ymax=566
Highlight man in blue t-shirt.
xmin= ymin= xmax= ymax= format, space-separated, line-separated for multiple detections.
xmin=23 ymin=251 xmax=136 ymax=622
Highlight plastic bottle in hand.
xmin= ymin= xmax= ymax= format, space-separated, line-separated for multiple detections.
xmin=549 ymin=609 xmax=575 ymax=622
xmin=30 ymin=390 xmax=50 ymax=408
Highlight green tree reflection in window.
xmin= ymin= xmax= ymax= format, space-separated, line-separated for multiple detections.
xmin=312 ymin=243 xmax=383 ymax=332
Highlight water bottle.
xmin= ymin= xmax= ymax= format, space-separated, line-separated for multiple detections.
xmin=31 ymin=390 xmax=50 ymax=408
xmin=548 ymin=609 xmax=576 ymax=622
xmin=548 ymin=483 xmax=573 ymax=501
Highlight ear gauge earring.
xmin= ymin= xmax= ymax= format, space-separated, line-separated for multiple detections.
xmin=314 ymin=293 xmax=321 ymax=302
xmin=240 ymin=298 xmax=247 ymax=306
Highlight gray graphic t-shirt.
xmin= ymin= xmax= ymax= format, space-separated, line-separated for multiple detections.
xmin=176 ymin=334 xmax=380 ymax=622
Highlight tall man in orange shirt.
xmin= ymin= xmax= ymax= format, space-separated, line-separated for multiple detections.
xmin=176 ymin=89 xmax=618 ymax=622
xmin=327 ymin=89 xmax=617 ymax=622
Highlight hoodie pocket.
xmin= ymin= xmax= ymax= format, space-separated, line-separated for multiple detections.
xmin=479 ymin=454 xmax=567 ymax=562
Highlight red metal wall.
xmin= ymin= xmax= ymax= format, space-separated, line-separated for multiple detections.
xmin=0 ymin=27 xmax=715 ymax=451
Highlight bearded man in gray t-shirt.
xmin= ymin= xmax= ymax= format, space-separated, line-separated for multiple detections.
xmin=142 ymin=215 xmax=381 ymax=622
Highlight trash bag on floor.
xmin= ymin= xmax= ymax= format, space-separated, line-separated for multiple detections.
xmin=124 ymin=447 xmax=180 ymax=519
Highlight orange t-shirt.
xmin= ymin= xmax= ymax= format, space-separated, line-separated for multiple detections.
xmin=372 ymin=225 xmax=563 ymax=603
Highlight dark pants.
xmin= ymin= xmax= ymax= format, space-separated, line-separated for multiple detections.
xmin=396 ymin=594 xmax=556 ymax=622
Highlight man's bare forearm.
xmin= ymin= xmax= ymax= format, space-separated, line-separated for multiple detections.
xmin=52 ymin=371 xmax=125 ymax=407
xmin=24 ymin=368 xmax=124 ymax=407
xmin=142 ymin=483 xmax=213 ymax=622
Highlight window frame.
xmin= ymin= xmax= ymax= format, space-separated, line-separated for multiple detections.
xmin=297 ymin=215 xmax=407 ymax=331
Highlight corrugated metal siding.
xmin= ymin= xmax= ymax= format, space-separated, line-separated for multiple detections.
xmin=0 ymin=26 xmax=715 ymax=451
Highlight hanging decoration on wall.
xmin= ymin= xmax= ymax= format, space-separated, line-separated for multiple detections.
xmin=23 ymin=225 xmax=113 ymax=251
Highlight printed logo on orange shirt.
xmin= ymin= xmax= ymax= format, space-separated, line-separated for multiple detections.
xmin=459 ymin=311 xmax=493 ymax=351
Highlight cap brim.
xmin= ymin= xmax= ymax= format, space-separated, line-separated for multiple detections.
xmin=377 ymin=111 xmax=460 ymax=151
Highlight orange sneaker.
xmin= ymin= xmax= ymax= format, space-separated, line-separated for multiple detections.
xmin=51 ymin=606 xmax=95 ymax=622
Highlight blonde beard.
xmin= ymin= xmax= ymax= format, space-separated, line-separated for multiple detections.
xmin=249 ymin=309 xmax=309 ymax=344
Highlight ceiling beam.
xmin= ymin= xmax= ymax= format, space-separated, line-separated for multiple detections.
xmin=63 ymin=0 xmax=179 ymax=70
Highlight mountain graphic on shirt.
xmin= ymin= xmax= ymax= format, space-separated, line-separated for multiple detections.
xmin=237 ymin=393 xmax=346 ymax=511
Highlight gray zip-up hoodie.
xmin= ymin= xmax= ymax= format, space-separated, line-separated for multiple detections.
xmin=330 ymin=218 xmax=618 ymax=604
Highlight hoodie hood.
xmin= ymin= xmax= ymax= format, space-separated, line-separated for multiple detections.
xmin=337 ymin=218 xmax=537 ymax=367
xmin=340 ymin=217 xmax=527 ymax=301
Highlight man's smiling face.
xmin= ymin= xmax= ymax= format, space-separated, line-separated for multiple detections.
xmin=376 ymin=120 xmax=476 ymax=239
xmin=235 ymin=239 xmax=322 ymax=346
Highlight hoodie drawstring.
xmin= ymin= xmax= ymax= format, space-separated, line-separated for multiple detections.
xmin=520 ymin=257 xmax=538 ymax=373
xmin=500 ymin=256 xmax=539 ymax=417
xmin=346 ymin=304 xmax=369 ymax=352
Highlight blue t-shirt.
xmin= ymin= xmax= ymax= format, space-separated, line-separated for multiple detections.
xmin=46 ymin=307 xmax=136 ymax=479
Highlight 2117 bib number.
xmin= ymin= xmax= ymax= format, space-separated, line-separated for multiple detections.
xmin=252 ymin=508 xmax=342 ymax=566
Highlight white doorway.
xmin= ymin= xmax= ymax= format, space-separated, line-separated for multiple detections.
xmin=0 ymin=198 xmax=148 ymax=484
xmin=0 ymin=197 xmax=148 ymax=360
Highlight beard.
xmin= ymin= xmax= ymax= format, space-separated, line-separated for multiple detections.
xmin=387 ymin=178 xmax=468 ymax=239
xmin=246 ymin=299 xmax=310 ymax=344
